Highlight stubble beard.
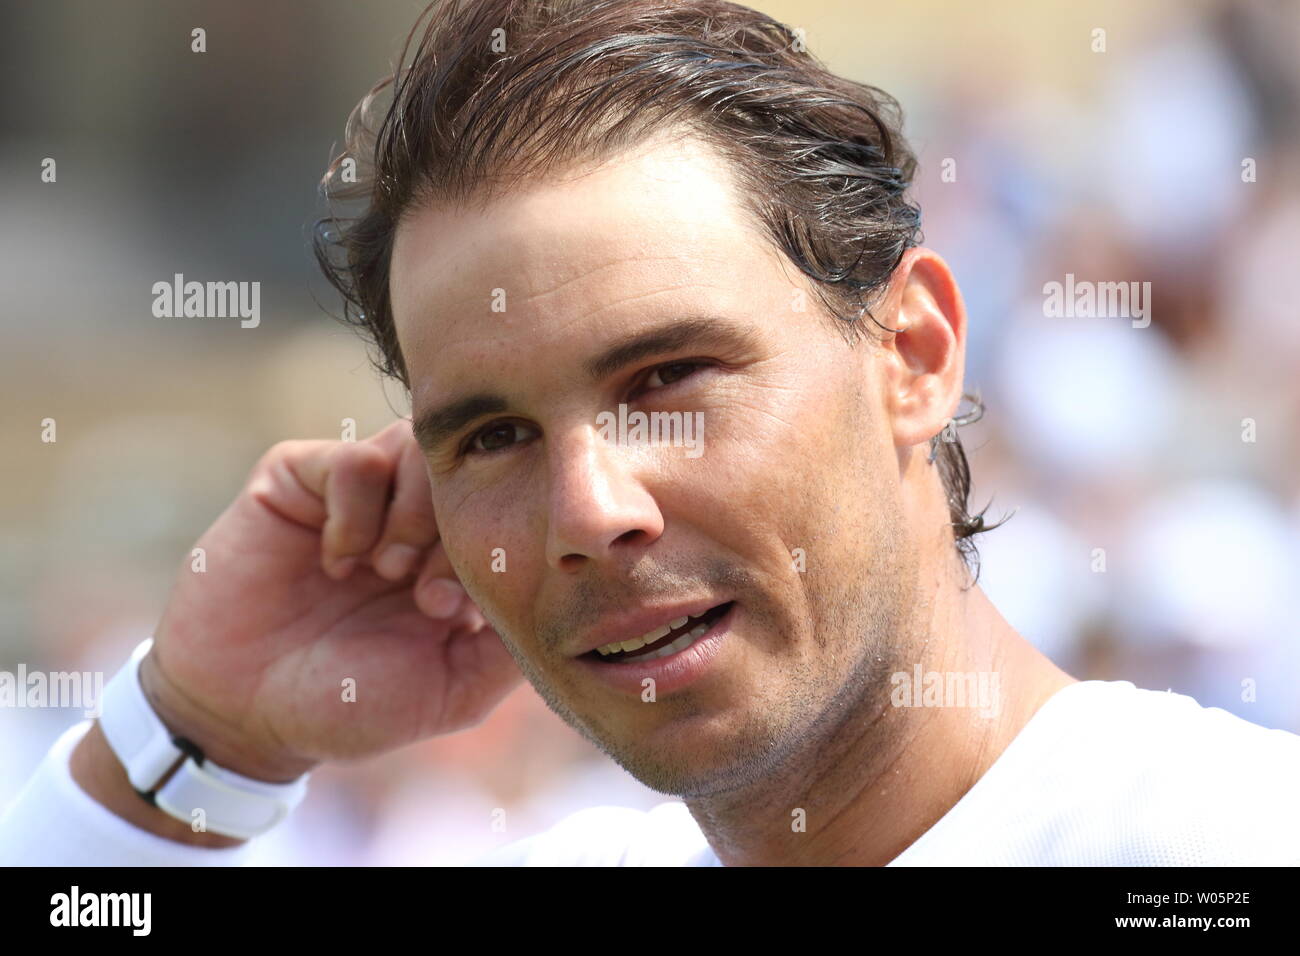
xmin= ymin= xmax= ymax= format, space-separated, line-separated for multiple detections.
xmin=508 ymin=528 xmax=921 ymax=802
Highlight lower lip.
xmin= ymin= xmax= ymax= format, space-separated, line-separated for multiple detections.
xmin=574 ymin=603 xmax=738 ymax=696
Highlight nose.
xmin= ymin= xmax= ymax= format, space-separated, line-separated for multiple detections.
xmin=544 ymin=425 xmax=665 ymax=572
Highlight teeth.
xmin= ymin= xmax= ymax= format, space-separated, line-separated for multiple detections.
xmin=637 ymin=620 xmax=710 ymax=661
xmin=595 ymin=616 xmax=712 ymax=660
xmin=642 ymin=624 xmax=673 ymax=645
xmin=593 ymin=609 xmax=715 ymax=657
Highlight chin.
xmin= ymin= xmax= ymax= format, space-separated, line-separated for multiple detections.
xmin=600 ymin=716 xmax=789 ymax=799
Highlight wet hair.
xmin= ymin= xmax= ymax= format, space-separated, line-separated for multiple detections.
xmin=313 ymin=0 xmax=998 ymax=574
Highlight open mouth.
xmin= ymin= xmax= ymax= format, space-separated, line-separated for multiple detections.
xmin=585 ymin=601 xmax=734 ymax=663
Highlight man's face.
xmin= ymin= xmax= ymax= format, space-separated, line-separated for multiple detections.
xmin=391 ymin=132 xmax=920 ymax=797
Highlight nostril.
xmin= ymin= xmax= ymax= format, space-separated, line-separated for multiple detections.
xmin=558 ymin=553 xmax=587 ymax=572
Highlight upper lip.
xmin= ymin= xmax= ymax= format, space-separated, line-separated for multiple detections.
xmin=570 ymin=597 xmax=730 ymax=657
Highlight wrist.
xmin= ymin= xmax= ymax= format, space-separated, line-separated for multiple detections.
xmin=137 ymin=644 xmax=319 ymax=783
xmin=98 ymin=637 xmax=312 ymax=840
xmin=71 ymin=722 xmax=248 ymax=849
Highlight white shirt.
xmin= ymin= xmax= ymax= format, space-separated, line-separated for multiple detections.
xmin=2 ymin=680 xmax=1297 ymax=866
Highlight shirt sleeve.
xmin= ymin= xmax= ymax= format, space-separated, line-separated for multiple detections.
xmin=0 ymin=719 xmax=255 ymax=867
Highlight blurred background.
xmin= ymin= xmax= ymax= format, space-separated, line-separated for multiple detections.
xmin=2 ymin=0 xmax=1298 ymax=863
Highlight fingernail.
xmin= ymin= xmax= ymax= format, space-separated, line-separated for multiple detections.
xmin=422 ymin=579 xmax=462 ymax=617
xmin=375 ymin=543 xmax=419 ymax=580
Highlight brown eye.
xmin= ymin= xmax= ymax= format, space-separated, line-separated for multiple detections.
xmin=645 ymin=362 xmax=702 ymax=390
xmin=471 ymin=422 xmax=528 ymax=454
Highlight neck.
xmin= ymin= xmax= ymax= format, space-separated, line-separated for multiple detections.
xmin=684 ymin=571 xmax=1077 ymax=866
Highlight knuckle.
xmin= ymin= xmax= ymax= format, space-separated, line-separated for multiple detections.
xmin=257 ymin=439 xmax=301 ymax=471
xmin=326 ymin=509 xmax=378 ymax=551
xmin=329 ymin=442 xmax=391 ymax=483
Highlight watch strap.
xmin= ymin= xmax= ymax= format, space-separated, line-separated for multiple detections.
xmin=98 ymin=637 xmax=309 ymax=840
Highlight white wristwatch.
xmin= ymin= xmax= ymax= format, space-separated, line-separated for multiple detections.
xmin=98 ymin=638 xmax=309 ymax=840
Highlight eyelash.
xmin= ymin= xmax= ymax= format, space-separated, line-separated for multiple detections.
xmin=457 ymin=360 xmax=709 ymax=459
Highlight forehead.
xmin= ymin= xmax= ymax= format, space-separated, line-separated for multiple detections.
xmin=389 ymin=133 xmax=787 ymax=405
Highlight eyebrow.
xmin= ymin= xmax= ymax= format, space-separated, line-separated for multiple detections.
xmin=412 ymin=315 xmax=755 ymax=454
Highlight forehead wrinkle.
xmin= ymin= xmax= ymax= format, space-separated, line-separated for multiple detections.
xmin=402 ymin=245 xmax=723 ymax=363
xmin=504 ymin=251 xmax=700 ymax=310
xmin=418 ymin=268 xmax=729 ymax=379
xmin=399 ymin=194 xmax=738 ymax=332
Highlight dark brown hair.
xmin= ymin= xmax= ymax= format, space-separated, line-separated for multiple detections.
xmin=313 ymin=0 xmax=997 ymax=572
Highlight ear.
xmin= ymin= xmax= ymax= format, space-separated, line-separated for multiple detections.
xmin=874 ymin=247 xmax=966 ymax=451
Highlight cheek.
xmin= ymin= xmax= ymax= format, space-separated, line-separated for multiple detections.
xmin=436 ymin=491 xmax=536 ymax=623
xmin=725 ymin=385 xmax=880 ymax=567
xmin=685 ymin=381 xmax=852 ymax=534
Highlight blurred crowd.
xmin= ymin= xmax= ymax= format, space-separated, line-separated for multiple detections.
xmin=2 ymin=0 xmax=1297 ymax=863
xmin=913 ymin=0 xmax=1300 ymax=735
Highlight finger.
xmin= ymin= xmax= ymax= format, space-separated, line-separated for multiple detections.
xmin=414 ymin=541 xmax=471 ymax=616
xmin=411 ymin=539 xmax=461 ymax=608
xmin=246 ymin=439 xmax=336 ymax=528
xmin=366 ymin=417 xmax=418 ymax=460
xmin=299 ymin=443 xmax=395 ymax=578
xmin=416 ymin=576 xmax=467 ymax=619
xmin=370 ymin=435 xmax=439 ymax=581
xmin=453 ymin=600 xmax=488 ymax=635
xmin=278 ymin=419 xmax=406 ymax=508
